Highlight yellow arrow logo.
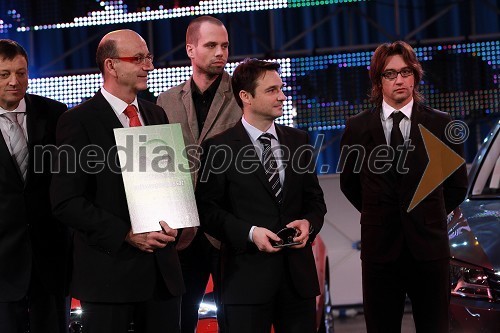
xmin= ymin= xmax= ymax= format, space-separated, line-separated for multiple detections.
xmin=407 ymin=124 xmax=465 ymax=212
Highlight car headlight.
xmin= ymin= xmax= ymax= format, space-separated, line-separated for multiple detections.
xmin=198 ymin=292 xmax=218 ymax=319
xmin=450 ymin=259 xmax=493 ymax=301
xmin=70 ymin=307 xmax=83 ymax=316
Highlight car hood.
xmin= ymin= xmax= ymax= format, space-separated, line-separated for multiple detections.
xmin=448 ymin=199 xmax=500 ymax=271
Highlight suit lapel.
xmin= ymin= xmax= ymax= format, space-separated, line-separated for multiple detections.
xmin=401 ymin=103 xmax=428 ymax=188
xmin=198 ymin=72 xmax=231 ymax=144
xmin=92 ymin=91 xmax=124 ymax=141
xmin=24 ymin=94 xmax=47 ymax=185
xmin=25 ymin=94 xmax=47 ymax=149
xmin=199 ymin=89 xmax=224 ymax=144
xmin=137 ymin=100 xmax=153 ymax=125
xmin=368 ymin=107 xmax=387 ymax=146
xmin=181 ymin=79 xmax=200 ymax=143
xmin=0 ymin=128 xmax=20 ymax=181
xmin=232 ymin=122 xmax=279 ymax=202
xmin=408 ymin=104 xmax=428 ymax=147
xmin=275 ymin=125 xmax=293 ymax=202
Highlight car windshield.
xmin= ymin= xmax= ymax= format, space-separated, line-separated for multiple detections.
xmin=471 ymin=130 xmax=500 ymax=197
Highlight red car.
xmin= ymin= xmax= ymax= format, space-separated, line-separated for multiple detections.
xmin=69 ymin=235 xmax=333 ymax=333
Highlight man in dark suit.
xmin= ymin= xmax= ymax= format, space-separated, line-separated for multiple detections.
xmin=196 ymin=59 xmax=326 ymax=333
xmin=157 ymin=15 xmax=241 ymax=332
xmin=0 ymin=39 xmax=69 ymax=333
xmin=339 ymin=41 xmax=468 ymax=333
xmin=50 ymin=29 xmax=184 ymax=333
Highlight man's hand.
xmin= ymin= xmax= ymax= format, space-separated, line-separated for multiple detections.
xmin=126 ymin=221 xmax=178 ymax=253
xmin=252 ymin=227 xmax=282 ymax=253
xmin=286 ymin=219 xmax=311 ymax=249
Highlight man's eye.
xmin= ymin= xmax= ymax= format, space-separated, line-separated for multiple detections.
xmin=0 ymin=73 xmax=9 ymax=79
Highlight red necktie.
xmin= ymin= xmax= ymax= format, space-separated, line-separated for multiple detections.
xmin=123 ymin=104 xmax=142 ymax=127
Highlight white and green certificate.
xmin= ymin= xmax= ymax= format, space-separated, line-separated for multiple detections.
xmin=114 ymin=123 xmax=200 ymax=233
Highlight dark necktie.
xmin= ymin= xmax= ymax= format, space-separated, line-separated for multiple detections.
xmin=390 ymin=111 xmax=406 ymax=169
xmin=258 ymin=133 xmax=282 ymax=203
xmin=2 ymin=112 xmax=28 ymax=181
xmin=123 ymin=105 xmax=142 ymax=127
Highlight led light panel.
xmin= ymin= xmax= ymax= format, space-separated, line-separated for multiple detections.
xmin=28 ymin=41 xmax=500 ymax=130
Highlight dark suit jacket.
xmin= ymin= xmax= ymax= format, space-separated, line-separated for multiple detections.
xmin=196 ymin=121 xmax=326 ymax=304
xmin=339 ymin=103 xmax=468 ymax=263
xmin=50 ymin=91 xmax=184 ymax=302
xmin=0 ymin=94 xmax=69 ymax=302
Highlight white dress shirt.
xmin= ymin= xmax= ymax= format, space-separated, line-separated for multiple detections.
xmin=381 ymin=98 xmax=413 ymax=145
xmin=101 ymin=88 xmax=144 ymax=127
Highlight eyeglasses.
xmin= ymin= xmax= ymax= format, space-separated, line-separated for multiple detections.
xmin=111 ymin=54 xmax=154 ymax=65
xmin=381 ymin=68 xmax=413 ymax=80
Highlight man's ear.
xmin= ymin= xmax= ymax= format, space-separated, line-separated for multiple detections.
xmin=239 ymin=90 xmax=251 ymax=105
xmin=186 ymin=44 xmax=194 ymax=59
xmin=104 ymin=59 xmax=117 ymax=78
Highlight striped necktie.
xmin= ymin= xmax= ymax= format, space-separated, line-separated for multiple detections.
xmin=258 ymin=133 xmax=282 ymax=203
xmin=3 ymin=112 xmax=28 ymax=181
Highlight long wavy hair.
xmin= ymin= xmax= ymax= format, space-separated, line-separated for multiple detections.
xmin=369 ymin=41 xmax=424 ymax=105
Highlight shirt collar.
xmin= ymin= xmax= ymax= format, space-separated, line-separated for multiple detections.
xmin=101 ymin=87 xmax=139 ymax=115
xmin=241 ymin=116 xmax=278 ymax=142
xmin=0 ymin=98 xmax=26 ymax=115
xmin=381 ymin=98 xmax=413 ymax=121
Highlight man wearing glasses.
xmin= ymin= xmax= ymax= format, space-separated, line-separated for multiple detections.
xmin=51 ymin=29 xmax=184 ymax=333
xmin=339 ymin=41 xmax=468 ymax=332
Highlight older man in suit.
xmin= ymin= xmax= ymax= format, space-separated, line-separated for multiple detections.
xmin=157 ymin=15 xmax=241 ymax=332
xmin=0 ymin=39 xmax=69 ymax=333
xmin=196 ymin=59 xmax=326 ymax=333
xmin=50 ymin=30 xmax=184 ymax=333
xmin=339 ymin=41 xmax=468 ymax=333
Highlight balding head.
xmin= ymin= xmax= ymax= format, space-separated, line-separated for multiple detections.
xmin=96 ymin=30 xmax=146 ymax=74
xmin=95 ymin=30 xmax=153 ymax=102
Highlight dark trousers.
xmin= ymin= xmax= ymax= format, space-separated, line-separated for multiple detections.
xmin=0 ymin=272 xmax=68 ymax=333
xmin=362 ymin=247 xmax=450 ymax=333
xmin=80 ymin=266 xmax=181 ymax=333
xmin=81 ymin=296 xmax=181 ymax=333
xmin=178 ymin=231 xmax=223 ymax=333
xmin=223 ymin=271 xmax=316 ymax=333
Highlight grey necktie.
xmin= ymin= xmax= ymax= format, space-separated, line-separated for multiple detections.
xmin=258 ymin=133 xmax=282 ymax=203
xmin=3 ymin=112 xmax=28 ymax=181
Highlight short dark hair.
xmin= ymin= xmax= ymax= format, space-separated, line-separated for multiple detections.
xmin=231 ymin=58 xmax=281 ymax=108
xmin=186 ymin=15 xmax=225 ymax=45
xmin=0 ymin=39 xmax=29 ymax=66
xmin=369 ymin=40 xmax=424 ymax=105
xmin=96 ymin=39 xmax=118 ymax=73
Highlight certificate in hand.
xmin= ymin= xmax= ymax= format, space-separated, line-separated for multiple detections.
xmin=114 ymin=123 xmax=200 ymax=233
